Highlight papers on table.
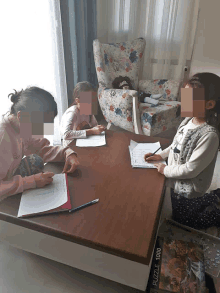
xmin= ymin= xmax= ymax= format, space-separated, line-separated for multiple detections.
xmin=17 ymin=174 xmax=68 ymax=218
xmin=76 ymin=131 xmax=106 ymax=147
xmin=128 ymin=140 xmax=167 ymax=168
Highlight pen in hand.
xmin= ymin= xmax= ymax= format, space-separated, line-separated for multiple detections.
xmin=145 ymin=146 xmax=162 ymax=161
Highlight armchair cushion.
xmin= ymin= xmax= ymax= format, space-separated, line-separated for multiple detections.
xmin=139 ymin=101 xmax=183 ymax=136
xmin=139 ymin=79 xmax=181 ymax=101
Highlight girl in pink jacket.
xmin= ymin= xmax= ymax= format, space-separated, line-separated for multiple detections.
xmin=0 ymin=86 xmax=79 ymax=201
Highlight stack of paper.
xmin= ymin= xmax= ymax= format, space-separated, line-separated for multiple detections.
xmin=76 ymin=131 xmax=106 ymax=147
xmin=128 ymin=140 xmax=167 ymax=168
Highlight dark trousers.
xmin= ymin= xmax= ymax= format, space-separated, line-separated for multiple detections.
xmin=171 ymin=188 xmax=220 ymax=229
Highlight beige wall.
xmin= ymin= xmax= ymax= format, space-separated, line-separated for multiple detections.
xmin=190 ymin=0 xmax=220 ymax=77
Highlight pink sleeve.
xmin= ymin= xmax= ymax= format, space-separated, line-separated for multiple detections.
xmin=24 ymin=138 xmax=76 ymax=163
xmin=0 ymin=134 xmax=36 ymax=200
xmin=0 ymin=175 xmax=36 ymax=201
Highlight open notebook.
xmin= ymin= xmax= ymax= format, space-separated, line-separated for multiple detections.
xmin=76 ymin=131 xmax=106 ymax=147
xmin=17 ymin=174 xmax=71 ymax=218
xmin=128 ymin=140 xmax=167 ymax=168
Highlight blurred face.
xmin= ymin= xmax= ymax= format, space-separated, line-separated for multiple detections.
xmin=76 ymin=91 xmax=98 ymax=115
xmin=18 ymin=111 xmax=55 ymax=139
xmin=181 ymin=84 xmax=215 ymax=118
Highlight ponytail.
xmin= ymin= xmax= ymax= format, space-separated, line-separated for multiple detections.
xmin=8 ymin=89 xmax=24 ymax=115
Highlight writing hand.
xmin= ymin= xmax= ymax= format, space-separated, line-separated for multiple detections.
xmin=33 ymin=172 xmax=55 ymax=188
xmin=91 ymin=125 xmax=106 ymax=135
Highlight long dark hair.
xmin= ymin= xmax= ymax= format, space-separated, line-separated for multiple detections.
xmin=8 ymin=86 xmax=58 ymax=118
xmin=180 ymin=73 xmax=220 ymax=132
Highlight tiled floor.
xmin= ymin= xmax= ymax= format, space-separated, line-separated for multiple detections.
xmin=0 ymin=122 xmax=219 ymax=292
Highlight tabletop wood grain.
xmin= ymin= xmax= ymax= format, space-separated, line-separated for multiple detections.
xmin=0 ymin=130 xmax=171 ymax=265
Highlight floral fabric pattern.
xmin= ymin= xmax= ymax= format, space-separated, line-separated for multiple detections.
xmin=139 ymin=79 xmax=181 ymax=101
xmin=94 ymin=38 xmax=145 ymax=132
xmin=93 ymin=38 xmax=146 ymax=89
xmin=98 ymin=87 xmax=137 ymax=132
xmin=93 ymin=37 xmax=183 ymax=135
xmin=140 ymin=100 xmax=183 ymax=136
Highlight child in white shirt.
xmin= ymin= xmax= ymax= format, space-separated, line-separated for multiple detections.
xmin=60 ymin=81 xmax=106 ymax=147
xmin=145 ymin=72 xmax=220 ymax=230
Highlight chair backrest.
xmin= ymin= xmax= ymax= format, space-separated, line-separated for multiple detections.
xmin=139 ymin=79 xmax=182 ymax=101
xmin=93 ymin=38 xmax=146 ymax=90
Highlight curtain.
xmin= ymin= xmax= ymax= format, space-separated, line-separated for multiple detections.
xmin=96 ymin=0 xmax=201 ymax=83
xmin=60 ymin=0 xmax=98 ymax=107
xmin=49 ymin=0 xmax=69 ymax=145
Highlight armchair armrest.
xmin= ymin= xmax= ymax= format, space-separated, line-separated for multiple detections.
xmin=98 ymin=88 xmax=142 ymax=134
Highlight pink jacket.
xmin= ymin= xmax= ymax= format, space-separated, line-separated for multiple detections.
xmin=0 ymin=113 xmax=76 ymax=201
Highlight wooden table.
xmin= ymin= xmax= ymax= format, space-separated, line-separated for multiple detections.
xmin=0 ymin=130 xmax=171 ymax=291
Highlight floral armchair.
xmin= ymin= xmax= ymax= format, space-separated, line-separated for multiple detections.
xmin=93 ymin=38 xmax=183 ymax=136
xmin=137 ymin=79 xmax=183 ymax=136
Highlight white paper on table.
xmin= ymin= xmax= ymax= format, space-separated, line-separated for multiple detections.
xmin=76 ymin=131 xmax=106 ymax=147
xmin=17 ymin=174 xmax=68 ymax=217
xmin=129 ymin=140 xmax=167 ymax=168
xmin=129 ymin=140 xmax=139 ymax=152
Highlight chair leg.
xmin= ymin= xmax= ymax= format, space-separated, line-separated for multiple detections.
xmin=107 ymin=123 xmax=112 ymax=130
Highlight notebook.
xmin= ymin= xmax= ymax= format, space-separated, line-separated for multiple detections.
xmin=17 ymin=173 xmax=71 ymax=218
xmin=129 ymin=140 xmax=167 ymax=168
xmin=76 ymin=131 xmax=106 ymax=147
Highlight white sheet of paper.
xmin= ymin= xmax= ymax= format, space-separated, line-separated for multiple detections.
xmin=76 ymin=131 xmax=106 ymax=147
xmin=129 ymin=140 xmax=167 ymax=168
xmin=17 ymin=174 xmax=68 ymax=217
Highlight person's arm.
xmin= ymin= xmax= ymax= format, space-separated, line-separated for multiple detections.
xmin=24 ymin=137 xmax=76 ymax=163
xmin=60 ymin=108 xmax=87 ymax=140
xmin=0 ymin=136 xmax=36 ymax=201
xmin=0 ymin=175 xmax=36 ymax=201
xmin=163 ymin=132 xmax=219 ymax=179
xmin=159 ymin=144 xmax=172 ymax=160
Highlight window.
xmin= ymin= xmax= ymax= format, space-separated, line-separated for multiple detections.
xmin=0 ymin=0 xmax=67 ymax=145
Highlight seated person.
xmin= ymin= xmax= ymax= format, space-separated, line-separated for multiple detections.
xmin=60 ymin=81 xmax=106 ymax=147
xmin=0 ymin=86 xmax=79 ymax=201
xmin=145 ymin=72 xmax=220 ymax=230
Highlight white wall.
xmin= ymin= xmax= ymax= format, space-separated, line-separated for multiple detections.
xmin=190 ymin=0 xmax=220 ymax=76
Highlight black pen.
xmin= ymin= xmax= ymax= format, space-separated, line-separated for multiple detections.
xmin=145 ymin=146 xmax=162 ymax=160
xmin=20 ymin=199 xmax=99 ymax=219
xmin=69 ymin=198 xmax=99 ymax=213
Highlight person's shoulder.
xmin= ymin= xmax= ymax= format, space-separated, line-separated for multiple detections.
xmin=0 ymin=125 xmax=11 ymax=152
xmin=63 ymin=105 xmax=78 ymax=116
xmin=198 ymin=129 xmax=219 ymax=146
xmin=0 ymin=114 xmax=10 ymax=143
